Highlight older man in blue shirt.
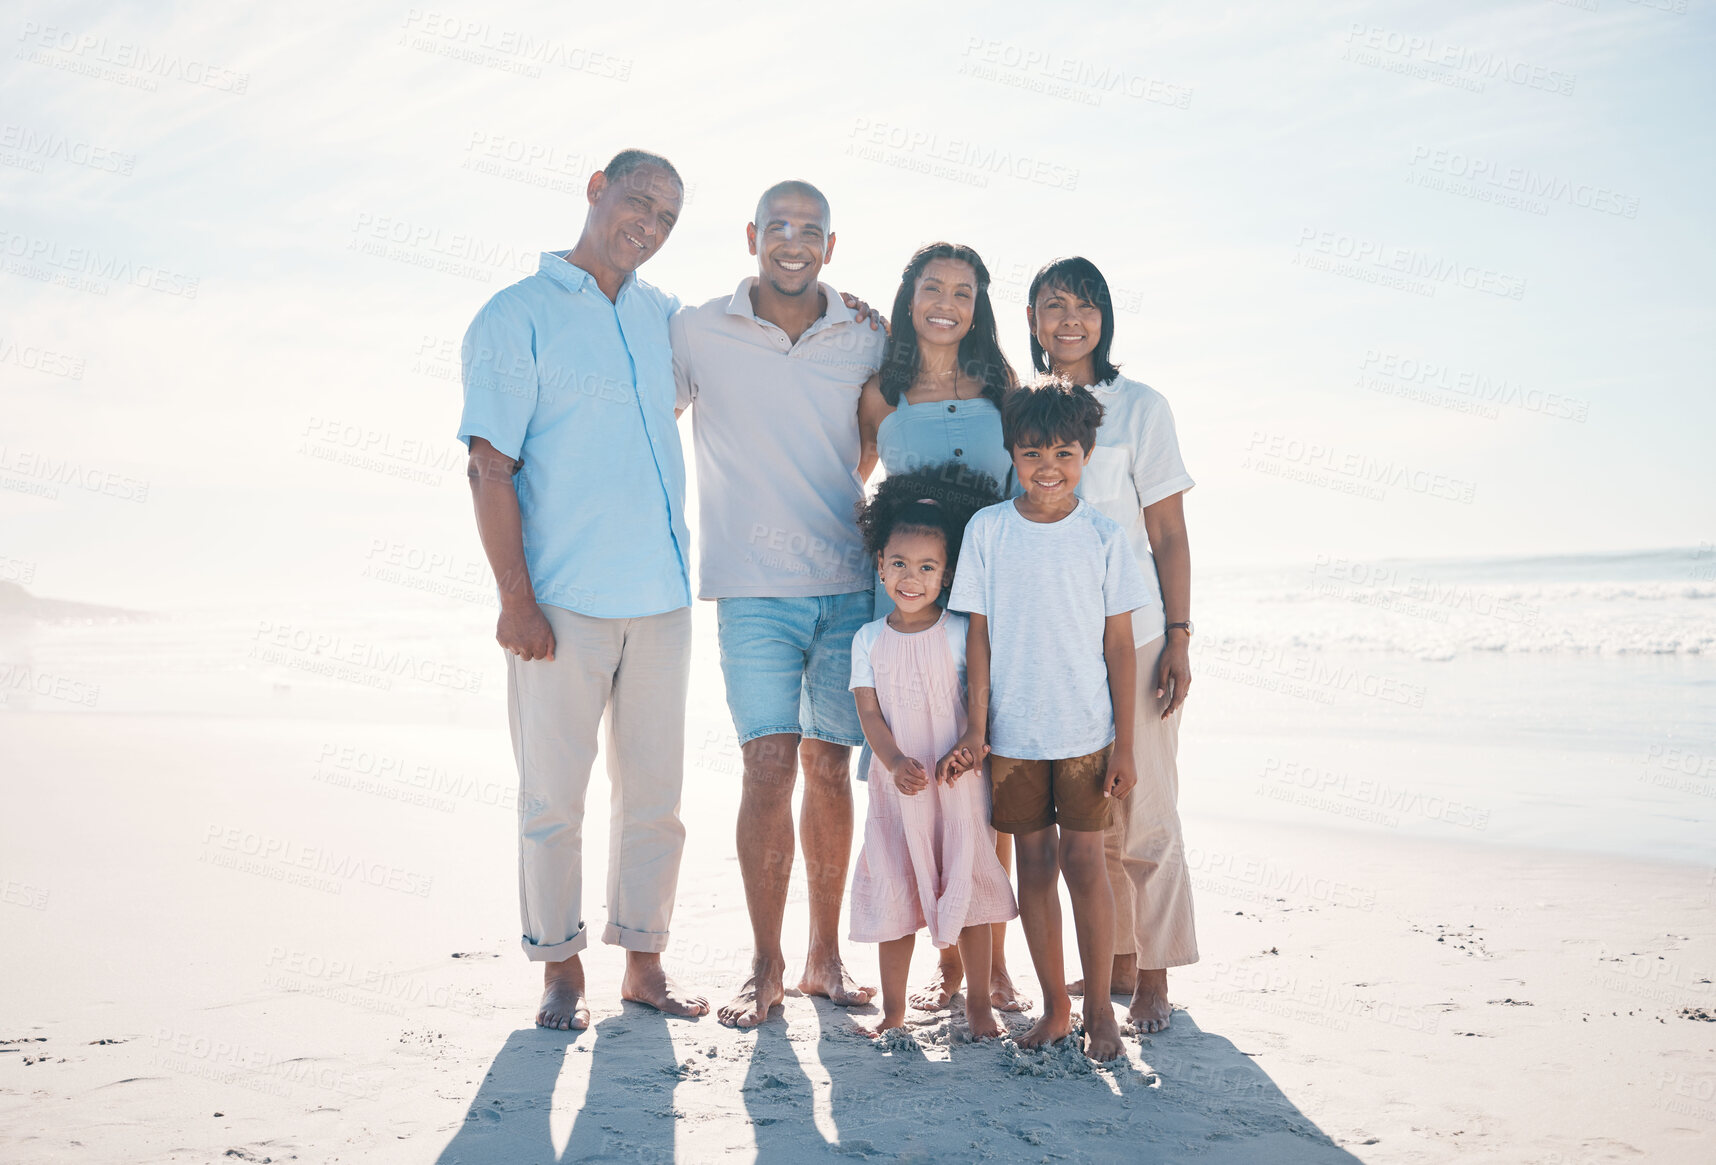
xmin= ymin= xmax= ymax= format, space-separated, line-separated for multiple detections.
xmin=459 ymin=148 xmax=705 ymax=1029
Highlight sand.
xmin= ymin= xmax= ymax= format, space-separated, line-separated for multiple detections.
xmin=3 ymin=704 xmax=1713 ymax=1164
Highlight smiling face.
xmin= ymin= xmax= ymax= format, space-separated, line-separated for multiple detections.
xmin=910 ymin=258 xmax=978 ymax=348
xmin=878 ymin=528 xmax=948 ymax=616
xmin=1029 ymin=282 xmax=1104 ymax=382
xmin=747 ymin=190 xmax=833 ymax=298
xmin=1011 ymin=437 xmax=1092 ymax=509
xmin=586 ymin=163 xmax=682 ymax=275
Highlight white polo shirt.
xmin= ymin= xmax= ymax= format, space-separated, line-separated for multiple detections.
xmin=672 ymin=278 xmax=886 ymax=599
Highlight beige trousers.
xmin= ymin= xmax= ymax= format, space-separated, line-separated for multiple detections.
xmin=1108 ymin=636 xmax=1199 ymax=969
xmin=507 ymin=604 xmax=691 ymax=961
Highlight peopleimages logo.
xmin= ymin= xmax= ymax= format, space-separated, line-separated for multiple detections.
xmin=201 ymin=823 xmax=434 ymax=898
xmin=0 ymin=229 xmax=199 ymax=298
xmin=0 ymin=124 xmax=136 ymax=175
xmin=1342 ymin=24 xmax=1576 ymax=95
xmin=847 ymin=118 xmax=1079 ymax=192
xmin=1295 ymin=228 xmax=1526 ymax=302
xmin=0 ymin=335 xmax=85 ymax=380
xmin=0 ymin=445 xmax=150 ymax=502
xmin=398 ymin=10 xmax=632 ymax=81
xmin=15 ymin=22 xmax=251 ymax=94
xmin=958 ymin=37 xmax=1192 ymax=110
xmin=347 ymin=211 xmax=537 ymax=283
xmin=1244 ymin=431 xmax=1478 ymax=505
xmin=250 ymin=620 xmax=483 ymax=695
xmin=1358 ymin=349 xmax=1589 ymax=423
xmin=1408 ymin=146 xmax=1639 ymax=219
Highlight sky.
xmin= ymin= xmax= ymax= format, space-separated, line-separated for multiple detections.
xmin=2 ymin=0 xmax=1713 ymax=609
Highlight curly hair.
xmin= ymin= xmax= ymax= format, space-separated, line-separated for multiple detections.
xmin=878 ymin=242 xmax=1017 ymax=408
xmin=855 ymin=462 xmax=1003 ymax=585
xmin=1001 ymin=375 xmax=1105 ymax=452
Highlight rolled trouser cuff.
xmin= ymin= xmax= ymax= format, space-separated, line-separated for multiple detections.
xmin=521 ymin=926 xmax=588 ymax=962
xmin=603 ymin=921 xmax=670 ymax=953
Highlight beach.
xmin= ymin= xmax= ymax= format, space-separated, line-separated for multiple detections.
xmin=5 ymin=1 xmax=1713 ymax=1158
xmin=2 ymin=549 xmax=1713 ymax=1163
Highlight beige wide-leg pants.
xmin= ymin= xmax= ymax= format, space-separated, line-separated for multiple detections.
xmin=507 ymin=604 xmax=691 ymax=961
xmin=1108 ymin=635 xmax=1199 ymax=969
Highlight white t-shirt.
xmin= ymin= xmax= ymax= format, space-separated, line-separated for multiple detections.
xmin=849 ymin=609 xmax=968 ymax=692
xmin=947 ymin=500 xmax=1149 ymax=760
xmin=1079 ymin=376 xmax=1195 ymax=644
xmin=671 ymin=278 xmax=886 ymax=599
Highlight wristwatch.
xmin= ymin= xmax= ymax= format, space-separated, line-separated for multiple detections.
xmin=1165 ymin=621 xmax=1194 ymax=637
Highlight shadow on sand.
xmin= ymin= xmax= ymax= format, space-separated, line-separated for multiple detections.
xmin=435 ymin=1005 xmax=680 ymax=1165
xmin=436 ymin=1005 xmax=1365 ymax=1163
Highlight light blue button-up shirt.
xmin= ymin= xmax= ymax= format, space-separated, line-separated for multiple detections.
xmin=458 ymin=251 xmax=690 ymax=618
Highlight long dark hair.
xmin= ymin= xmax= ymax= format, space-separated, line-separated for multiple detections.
xmin=879 ymin=242 xmax=1016 ymax=408
xmin=1027 ymin=256 xmax=1121 ymax=386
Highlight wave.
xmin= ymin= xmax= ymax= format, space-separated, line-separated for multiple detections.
xmin=0 ymin=581 xmax=146 ymax=624
xmin=1202 ymin=548 xmax=1716 ymax=658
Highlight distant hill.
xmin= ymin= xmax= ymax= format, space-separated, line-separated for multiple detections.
xmin=0 ymin=581 xmax=144 ymax=623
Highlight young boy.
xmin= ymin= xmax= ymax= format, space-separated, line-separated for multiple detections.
xmin=940 ymin=378 xmax=1147 ymax=1061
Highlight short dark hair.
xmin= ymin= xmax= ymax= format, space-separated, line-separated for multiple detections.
xmin=603 ymin=148 xmax=683 ymax=190
xmin=1001 ymin=376 xmax=1105 ymax=453
xmin=754 ymin=180 xmax=830 ymax=229
xmin=855 ymin=462 xmax=1003 ymax=587
xmin=1027 ymin=256 xmax=1121 ymax=385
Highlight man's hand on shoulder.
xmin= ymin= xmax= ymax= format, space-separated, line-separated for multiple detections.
xmin=840 ymin=291 xmax=889 ymax=335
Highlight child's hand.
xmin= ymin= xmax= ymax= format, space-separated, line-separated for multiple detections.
xmin=891 ymin=756 xmax=930 ymax=796
xmin=1103 ymin=751 xmax=1138 ymax=800
xmin=936 ymin=736 xmax=989 ymax=785
xmin=946 ymin=743 xmax=990 ymax=786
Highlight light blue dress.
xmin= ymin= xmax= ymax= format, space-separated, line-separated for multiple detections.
xmin=860 ymin=395 xmax=1008 ymax=780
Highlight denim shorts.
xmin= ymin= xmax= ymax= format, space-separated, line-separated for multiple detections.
xmin=715 ymin=591 xmax=872 ymax=749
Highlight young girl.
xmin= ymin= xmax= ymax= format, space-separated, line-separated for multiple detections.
xmin=1026 ymin=256 xmax=1199 ymax=1036
xmin=846 ymin=465 xmax=1017 ymax=1040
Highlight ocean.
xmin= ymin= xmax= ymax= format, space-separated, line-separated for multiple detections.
xmin=3 ymin=547 xmax=1712 ymax=866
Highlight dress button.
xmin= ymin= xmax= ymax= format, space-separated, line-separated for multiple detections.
xmin=953 ymin=448 xmax=963 ymax=456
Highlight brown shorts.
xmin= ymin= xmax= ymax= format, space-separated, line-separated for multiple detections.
xmin=989 ymin=745 xmax=1114 ymax=834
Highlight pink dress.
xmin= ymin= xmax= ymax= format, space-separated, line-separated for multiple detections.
xmin=847 ymin=610 xmax=1019 ymax=948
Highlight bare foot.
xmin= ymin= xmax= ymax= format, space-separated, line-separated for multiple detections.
xmin=909 ymin=960 xmax=962 ymax=1012
xmin=965 ymin=1005 xmax=1006 ymax=1041
xmin=537 ymin=957 xmax=591 ymax=1031
xmin=856 ymin=1012 xmax=907 ymax=1039
xmin=620 ymin=953 xmax=709 ymax=1018
xmin=799 ymin=951 xmax=876 ymax=1007
xmin=1083 ymin=1003 xmax=1126 ymax=1063
xmin=1067 ymin=953 xmax=1136 ymax=998
xmin=1015 ymin=1001 xmax=1074 ymax=1049
xmin=717 ymin=958 xmax=785 ymax=1029
xmin=988 ymin=963 xmax=1031 ymax=1013
xmin=1126 ymin=967 xmax=1173 ymax=1035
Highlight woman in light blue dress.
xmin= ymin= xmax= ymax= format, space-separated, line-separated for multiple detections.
xmin=855 ymin=241 xmax=1024 ymax=1015
xmin=858 ymin=242 xmax=1017 ymax=619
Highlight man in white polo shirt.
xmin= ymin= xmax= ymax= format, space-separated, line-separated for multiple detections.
xmin=672 ymin=180 xmax=886 ymax=1028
